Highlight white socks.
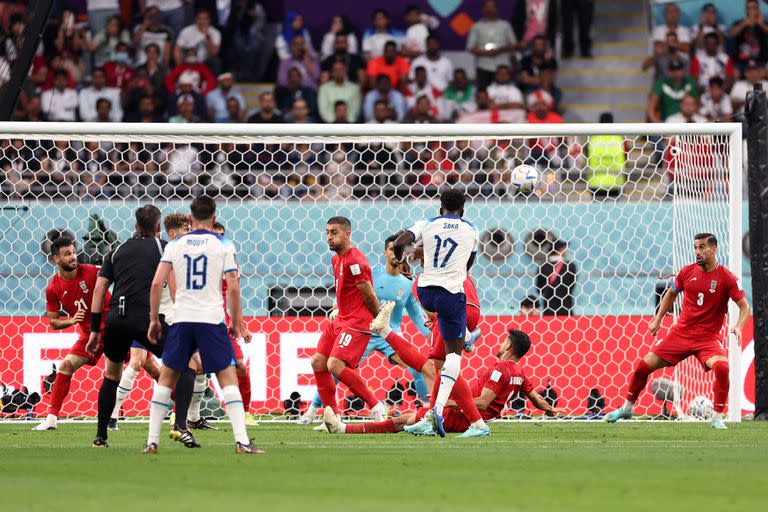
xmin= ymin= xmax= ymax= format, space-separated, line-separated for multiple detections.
xmin=623 ymin=400 xmax=635 ymax=412
xmin=111 ymin=367 xmax=140 ymax=419
xmin=222 ymin=385 xmax=250 ymax=445
xmin=147 ymin=385 xmax=172 ymax=445
xmin=471 ymin=419 xmax=488 ymax=429
xmin=435 ymin=352 xmax=461 ymax=416
xmin=186 ymin=374 xmax=208 ymax=422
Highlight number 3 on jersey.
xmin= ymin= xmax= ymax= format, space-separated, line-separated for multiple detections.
xmin=433 ymin=235 xmax=458 ymax=268
xmin=697 ymin=292 xmax=704 ymax=306
xmin=184 ymin=254 xmax=208 ymax=290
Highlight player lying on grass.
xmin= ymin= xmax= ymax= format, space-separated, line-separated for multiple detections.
xmin=605 ymin=233 xmax=750 ymax=429
xmin=322 ymin=328 xmax=565 ymax=435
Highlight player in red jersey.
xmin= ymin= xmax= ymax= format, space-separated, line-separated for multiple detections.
xmin=312 ymin=216 xmax=390 ymax=420
xmin=321 ymin=329 xmax=565 ymax=435
xmin=605 ymin=233 xmax=750 ymax=429
xmin=33 ymin=237 xmax=111 ymax=430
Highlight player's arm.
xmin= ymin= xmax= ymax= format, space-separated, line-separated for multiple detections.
xmin=356 ymin=281 xmax=381 ymax=317
xmin=47 ymin=310 xmax=84 ymax=330
xmin=148 ymin=262 xmax=172 ymax=344
xmin=225 ymin=270 xmax=244 ymax=340
xmin=393 ymin=230 xmax=416 ymax=263
xmin=167 ymin=268 xmax=177 ymax=302
xmin=86 ymin=276 xmax=111 ymax=355
xmin=526 ymin=390 xmax=567 ymax=416
xmin=446 ymin=387 xmax=496 ymax=411
xmin=730 ymin=297 xmax=751 ymax=345
xmin=467 ymin=251 xmax=477 ymax=271
xmin=649 ymin=287 xmax=678 ymax=336
xmin=405 ymin=292 xmax=431 ymax=337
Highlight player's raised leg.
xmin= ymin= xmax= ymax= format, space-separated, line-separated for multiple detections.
xmin=33 ymin=354 xmax=89 ymax=430
xmin=605 ymin=353 xmax=669 ymax=422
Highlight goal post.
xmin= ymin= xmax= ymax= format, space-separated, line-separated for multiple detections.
xmin=0 ymin=121 xmax=745 ymax=422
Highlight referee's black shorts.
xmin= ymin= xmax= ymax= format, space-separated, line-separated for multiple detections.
xmin=103 ymin=310 xmax=168 ymax=362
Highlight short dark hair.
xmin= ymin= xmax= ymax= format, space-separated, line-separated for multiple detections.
xmin=508 ymin=329 xmax=532 ymax=358
xmin=334 ymin=100 xmax=348 ymax=109
xmin=92 ymin=67 xmax=106 ymax=76
xmin=384 ymin=232 xmax=402 ymax=250
xmin=374 ymin=99 xmax=389 ymax=109
xmin=96 ymin=98 xmax=112 ymax=109
xmin=190 ymin=196 xmax=216 ymax=222
xmin=164 ymin=213 xmax=189 ymax=233
xmin=709 ymin=76 xmax=724 ymax=89
xmin=51 ymin=236 xmax=75 ymax=257
xmin=694 ymin=233 xmax=718 ymax=246
xmin=135 ymin=204 xmax=161 ymax=235
xmin=327 ymin=216 xmax=351 ymax=230
xmin=406 ymin=5 xmax=421 ymax=14
xmin=426 ymin=34 xmax=440 ymax=44
xmin=440 ymin=188 xmax=465 ymax=212
xmin=373 ymin=8 xmax=388 ymax=18
xmin=212 ymin=221 xmax=225 ymax=234
xmin=703 ymin=32 xmax=719 ymax=42
xmin=384 ymin=40 xmax=397 ymax=50
xmin=414 ymin=65 xmax=426 ymax=74
xmin=520 ymin=296 xmax=538 ymax=309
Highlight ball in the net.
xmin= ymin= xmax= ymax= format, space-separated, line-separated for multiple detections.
xmin=511 ymin=164 xmax=540 ymax=194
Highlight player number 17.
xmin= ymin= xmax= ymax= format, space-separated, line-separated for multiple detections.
xmin=433 ymin=235 xmax=458 ymax=268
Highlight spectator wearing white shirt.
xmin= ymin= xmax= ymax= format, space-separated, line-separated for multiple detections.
xmin=401 ymin=5 xmax=438 ymax=59
xmin=404 ymin=66 xmax=443 ymax=119
xmin=691 ymin=33 xmax=734 ymax=92
xmin=79 ymin=67 xmax=123 ymax=122
xmin=665 ymin=95 xmax=707 ymax=123
xmin=486 ymin=65 xmax=525 ymax=111
xmin=320 ymin=16 xmax=359 ymax=60
xmin=691 ymin=3 xmax=727 ymax=50
xmin=731 ymin=60 xmax=768 ymax=114
xmin=652 ymin=3 xmax=691 ymax=53
xmin=467 ymin=0 xmax=518 ymax=90
xmin=41 ymin=70 xmax=79 ymax=122
xmin=174 ymin=9 xmax=222 ymax=74
xmin=699 ymin=77 xmax=733 ymax=122
xmin=362 ymin=9 xmax=404 ymax=61
xmin=409 ymin=35 xmax=453 ymax=91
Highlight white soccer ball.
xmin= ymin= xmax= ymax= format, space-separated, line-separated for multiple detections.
xmin=511 ymin=164 xmax=540 ymax=194
xmin=688 ymin=396 xmax=714 ymax=419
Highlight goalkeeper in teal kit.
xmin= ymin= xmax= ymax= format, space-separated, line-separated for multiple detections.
xmin=298 ymin=234 xmax=432 ymax=424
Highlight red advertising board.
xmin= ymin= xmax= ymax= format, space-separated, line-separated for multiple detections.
xmin=0 ymin=316 xmax=756 ymax=417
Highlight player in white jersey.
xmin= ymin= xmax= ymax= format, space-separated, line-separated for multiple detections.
xmin=376 ymin=188 xmax=489 ymax=438
xmin=144 ymin=196 xmax=263 ymax=454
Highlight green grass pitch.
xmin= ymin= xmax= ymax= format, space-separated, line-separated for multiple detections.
xmin=1 ymin=421 xmax=767 ymax=511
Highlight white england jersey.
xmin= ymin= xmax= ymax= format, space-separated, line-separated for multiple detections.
xmin=408 ymin=214 xmax=479 ymax=294
xmin=160 ymin=229 xmax=238 ymax=325
xmin=159 ymin=281 xmax=174 ymax=325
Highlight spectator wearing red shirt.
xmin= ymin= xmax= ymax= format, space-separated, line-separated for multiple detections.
xmin=165 ymin=47 xmax=216 ymax=95
xmin=103 ymin=42 xmax=135 ymax=90
xmin=526 ymin=90 xmax=563 ymax=170
xmin=691 ymin=33 xmax=734 ymax=92
xmin=366 ymin=40 xmax=409 ymax=90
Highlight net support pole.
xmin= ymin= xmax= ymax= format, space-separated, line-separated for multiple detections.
xmin=728 ymin=125 xmax=744 ymax=422
xmin=746 ymin=83 xmax=768 ymax=420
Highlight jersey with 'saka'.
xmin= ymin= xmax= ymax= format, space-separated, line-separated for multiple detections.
xmin=45 ymin=264 xmax=111 ymax=335
xmin=333 ymin=247 xmax=374 ymax=330
xmin=472 ymin=360 xmax=533 ymax=421
xmin=671 ymin=263 xmax=745 ymax=339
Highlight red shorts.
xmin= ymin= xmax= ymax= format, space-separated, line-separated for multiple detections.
xmin=316 ymin=320 xmax=371 ymax=369
xmin=69 ymin=334 xmax=103 ymax=366
xmin=415 ymin=407 xmax=471 ymax=433
xmin=429 ymin=305 xmax=481 ymax=361
xmin=651 ymin=330 xmax=726 ymax=369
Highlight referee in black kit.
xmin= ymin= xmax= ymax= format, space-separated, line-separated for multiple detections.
xmin=86 ymin=205 xmax=195 ymax=447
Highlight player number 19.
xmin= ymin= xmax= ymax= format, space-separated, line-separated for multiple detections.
xmin=183 ymin=254 xmax=208 ymax=290
xmin=338 ymin=333 xmax=352 ymax=347
xmin=697 ymin=292 xmax=704 ymax=306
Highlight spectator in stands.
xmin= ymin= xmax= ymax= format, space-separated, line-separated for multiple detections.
xmin=401 ymin=5 xmax=437 ymax=59
xmin=665 ymin=95 xmax=707 ymax=123
xmin=144 ymin=0 xmax=190 ymax=38
xmin=18 ymin=94 xmax=44 ymax=122
xmin=730 ymin=60 xmax=768 ymax=114
xmin=318 ymin=61 xmax=360 ymax=123
xmin=171 ymin=75 xmax=207 ymax=120
xmin=278 ymin=35 xmax=320 ymax=89
xmin=320 ymin=15 xmax=358 ymax=59
xmin=730 ymin=0 xmax=768 ymax=73
xmin=368 ymin=99 xmax=394 ymax=124
xmin=643 ymin=31 xmax=690 ymax=81
xmin=175 ymin=8 xmax=222 ymax=74
xmin=207 ymin=72 xmax=245 ymax=122
xmin=699 ymin=77 xmax=733 ymax=121
xmin=692 ymin=2 xmax=727 ymax=50
xmin=363 ymin=73 xmax=406 ymax=122
xmin=332 ymin=101 xmax=350 ymax=123
xmin=287 ymin=98 xmax=315 ymax=124
xmin=537 ymin=61 xmax=563 ymax=113
xmin=79 ymin=67 xmax=123 ymax=122
xmin=404 ymin=66 xmax=442 ymax=119
xmin=224 ymin=0 xmax=266 ymax=82
xmin=55 ymin=10 xmax=87 ymax=82
xmin=95 ymin=98 xmax=115 ymax=122
xmin=87 ymin=14 xmax=130 ymax=68
xmin=165 ymin=47 xmax=216 ymax=95
xmin=248 ymin=92 xmax=284 ymax=123
xmin=86 ymin=0 xmax=120 ymax=36
xmin=275 ymin=67 xmax=318 ymax=118
xmin=169 ymin=94 xmax=201 ymax=123
xmin=512 ymin=0 xmax=557 ymax=48
xmin=320 ymin=33 xmax=366 ymax=85
xmin=135 ymin=42 xmax=166 ymax=93
xmin=519 ymin=35 xmax=558 ymax=93
xmin=41 ymin=70 xmax=79 ymax=121
xmin=362 ymin=9 xmax=403 ymax=61
xmin=652 ymin=3 xmax=691 ymax=54
xmin=487 ymin=65 xmax=525 ymax=111
xmin=276 ymin=10 xmax=316 ymax=61
xmin=222 ymin=97 xmax=244 ymax=123
xmin=691 ymin=32 xmax=735 ymax=92
xmin=456 ymin=88 xmax=492 ymax=123
xmin=467 ymin=0 xmax=517 ymax=90
xmin=561 ymin=0 xmax=593 ymax=58
xmin=124 ymin=67 xmax=164 ymax=121
xmin=442 ymin=68 xmax=476 ymax=121
xmin=403 ymin=95 xmax=439 ymax=124
xmin=132 ymin=6 xmax=173 ymax=67
xmin=526 ymin=90 xmax=564 ymax=171
xmin=103 ymin=42 xmax=135 ymax=90
xmin=647 ymin=59 xmax=699 ymax=122
xmin=410 ymin=35 xmax=453 ymax=92
xmin=536 ymin=239 xmax=577 ymax=316
xmin=586 ymin=112 xmax=627 ymax=198
xmin=366 ymin=40 xmax=410 ymax=90
xmin=127 ymin=95 xmax=165 ymax=123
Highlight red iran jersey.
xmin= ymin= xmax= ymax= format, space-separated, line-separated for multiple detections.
xmin=45 ymin=264 xmax=111 ymax=336
xmin=472 ymin=360 xmax=533 ymax=421
xmin=672 ymin=263 xmax=745 ymax=339
xmin=333 ymin=247 xmax=374 ymax=329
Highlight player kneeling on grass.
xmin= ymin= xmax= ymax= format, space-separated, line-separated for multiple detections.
xmin=322 ymin=329 xmax=565 ymax=436
xmin=605 ymin=233 xmax=750 ymax=429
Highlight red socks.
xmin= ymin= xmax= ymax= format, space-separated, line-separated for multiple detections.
xmin=451 ymin=375 xmax=482 ymax=423
xmin=237 ymin=373 xmax=252 ymax=414
xmin=338 ymin=367 xmax=378 ymax=409
xmin=625 ymin=360 xmax=653 ymax=402
xmin=385 ymin=332 xmax=429 ymax=372
xmin=712 ymin=361 xmax=729 ymax=413
xmin=315 ymin=370 xmax=338 ymax=413
xmin=48 ymin=372 xmax=72 ymax=417
xmin=344 ymin=419 xmax=397 ymax=434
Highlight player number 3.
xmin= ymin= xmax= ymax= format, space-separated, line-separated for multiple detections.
xmin=697 ymin=292 xmax=704 ymax=306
